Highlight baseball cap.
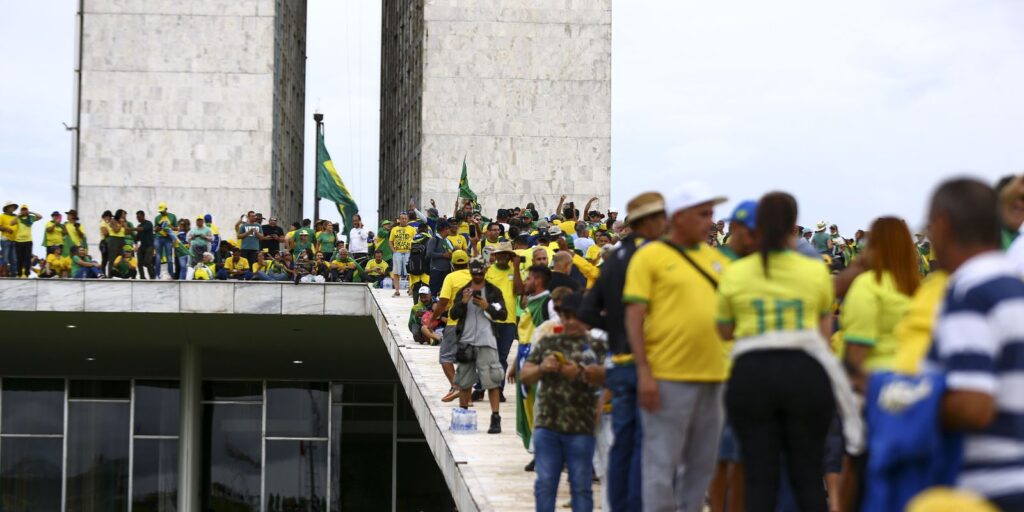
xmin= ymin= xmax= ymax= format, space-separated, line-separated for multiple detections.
xmin=418 ymin=286 xmax=431 ymax=295
xmin=469 ymin=259 xmax=486 ymax=275
xmin=665 ymin=182 xmax=727 ymax=216
xmin=204 ymin=214 xmax=213 ymax=222
xmin=158 ymin=202 xmax=168 ymax=211
xmin=51 ymin=211 xmax=61 ymax=217
xmin=451 ymin=250 xmax=469 ymax=265
xmin=729 ymin=200 xmax=758 ymax=231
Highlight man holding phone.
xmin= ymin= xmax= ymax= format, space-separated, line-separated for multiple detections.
xmin=237 ymin=211 xmax=263 ymax=263
xmin=448 ymin=258 xmax=508 ymax=434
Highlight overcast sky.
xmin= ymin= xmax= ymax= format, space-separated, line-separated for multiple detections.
xmin=2 ymin=0 xmax=1022 ymax=243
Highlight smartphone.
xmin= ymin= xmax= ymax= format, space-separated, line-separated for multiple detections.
xmin=469 ymin=225 xmax=478 ymax=238
xmin=473 ymin=289 xmax=483 ymax=299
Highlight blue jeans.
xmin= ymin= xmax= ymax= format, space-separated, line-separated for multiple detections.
xmin=177 ymin=256 xmax=189 ymax=280
xmin=74 ymin=267 xmax=102 ymax=279
xmin=606 ymin=364 xmax=643 ymax=512
xmin=533 ymin=428 xmax=595 ymax=512
xmin=1 ymin=239 xmax=15 ymax=273
xmin=155 ymin=237 xmax=174 ymax=276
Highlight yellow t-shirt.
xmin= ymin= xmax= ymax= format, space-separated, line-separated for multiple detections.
xmin=457 ymin=221 xmax=470 ymax=236
xmin=560 ymin=220 xmax=577 ymax=237
xmin=224 ymin=257 xmax=250 ymax=271
xmin=365 ymin=259 xmax=388 ymax=276
xmin=0 ymin=213 xmax=17 ymax=241
xmin=585 ymin=244 xmax=602 ymax=262
xmin=486 ymin=264 xmax=517 ymax=324
xmin=447 ymin=234 xmax=468 ymax=253
xmin=107 ymin=222 xmax=126 ymax=237
xmin=439 ymin=269 xmax=472 ymax=327
xmin=114 ymin=255 xmax=137 ymax=270
xmin=44 ymin=221 xmax=64 ymax=246
xmin=840 ymin=271 xmax=913 ymax=372
xmin=624 ymin=241 xmax=731 ymax=382
xmin=15 ymin=215 xmax=38 ymax=243
xmin=892 ymin=271 xmax=949 ymax=375
xmin=46 ymin=253 xmax=68 ymax=272
xmin=389 ymin=226 xmax=417 ymax=253
xmin=718 ymin=251 xmax=834 ymax=339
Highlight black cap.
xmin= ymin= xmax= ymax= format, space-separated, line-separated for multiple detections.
xmin=469 ymin=259 xmax=486 ymax=274
xmin=51 ymin=211 xmax=61 ymax=216
xmin=559 ymin=291 xmax=584 ymax=315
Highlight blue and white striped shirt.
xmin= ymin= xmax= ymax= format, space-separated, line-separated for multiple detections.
xmin=927 ymin=251 xmax=1024 ymax=501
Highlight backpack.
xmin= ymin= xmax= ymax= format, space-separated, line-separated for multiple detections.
xmin=407 ymin=236 xmax=429 ymax=275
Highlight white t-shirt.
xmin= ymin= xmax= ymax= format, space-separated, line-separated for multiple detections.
xmin=348 ymin=227 xmax=371 ymax=254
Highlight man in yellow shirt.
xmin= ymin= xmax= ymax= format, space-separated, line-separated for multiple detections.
xmin=1 ymin=201 xmax=20 ymax=276
xmin=479 ymin=242 xmax=523 ymax=402
xmin=432 ymin=250 xmax=472 ymax=402
xmin=388 ymin=213 xmax=418 ymax=297
xmin=624 ymin=182 xmax=729 ymax=511
xmin=44 ymin=211 xmax=66 ymax=253
xmin=364 ymin=249 xmax=389 ymax=287
xmin=217 ymin=247 xmax=252 ymax=280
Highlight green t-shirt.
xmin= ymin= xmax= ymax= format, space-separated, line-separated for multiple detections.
xmin=239 ymin=223 xmax=262 ymax=251
xmin=71 ymin=255 xmax=92 ymax=276
xmin=317 ymin=232 xmax=337 ymax=251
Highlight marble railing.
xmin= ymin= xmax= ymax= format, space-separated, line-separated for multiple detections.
xmin=0 ymin=279 xmax=370 ymax=315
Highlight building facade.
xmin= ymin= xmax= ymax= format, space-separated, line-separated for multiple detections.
xmin=379 ymin=0 xmax=612 ymax=221
xmin=72 ymin=0 xmax=306 ymax=245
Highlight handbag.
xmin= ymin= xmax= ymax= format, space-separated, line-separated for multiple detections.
xmin=455 ymin=342 xmax=476 ymax=363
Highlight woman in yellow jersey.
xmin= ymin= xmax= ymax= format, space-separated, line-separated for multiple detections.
xmin=841 ymin=217 xmax=921 ymax=388
xmin=105 ymin=209 xmax=129 ymax=277
xmin=718 ymin=192 xmax=858 ymax=512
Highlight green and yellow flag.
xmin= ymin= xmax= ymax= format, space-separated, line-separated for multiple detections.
xmin=458 ymin=156 xmax=477 ymax=202
xmin=316 ymin=130 xmax=359 ymax=230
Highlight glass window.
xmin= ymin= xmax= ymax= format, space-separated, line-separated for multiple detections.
xmin=266 ymin=382 xmax=329 ymax=438
xmin=396 ymin=442 xmax=455 ymax=512
xmin=201 ymin=404 xmax=262 ymax=512
xmin=1 ymin=378 xmax=64 ymax=435
xmin=334 ymin=404 xmax=393 ymax=511
xmin=66 ymin=401 xmax=130 ymax=512
xmin=202 ymin=381 xmax=262 ymax=402
xmin=0 ymin=437 xmax=63 ymax=512
xmin=134 ymin=380 xmax=179 ymax=436
xmin=132 ymin=439 xmax=178 ymax=512
xmin=264 ymin=440 xmax=328 ymax=512
xmin=69 ymin=379 xmax=130 ymax=400
xmin=333 ymin=382 xmax=393 ymax=404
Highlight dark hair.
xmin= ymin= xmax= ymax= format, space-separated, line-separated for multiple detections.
xmin=528 ymin=264 xmax=552 ymax=287
xmin=514 ymin=234 xmax=530 ymax=247
xmin=436 ymin=219 xmax=450 ymax=231
xmin=756 ymin=192 xmax=798 ymax=277
xmin=929 ymin=178 xmax=1001 ymax=248
xmin=114 ymin=209 xmax=127 ymax=220
xmin=102 ymin=210 xmax=113 ymax=218
xmin=508 ymin=226 xmax=521 ymax=239
xmin=136 ymin=210 xmax=145 ymax=216
xmin=996 ymin=174 xmax=1016 ymax=194
xmin=417 ymin=223 xmax=429 ymax=233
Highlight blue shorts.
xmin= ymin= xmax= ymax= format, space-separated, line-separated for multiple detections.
xmin=718 ymin=420 xmax=741 ymax=462
xmin=392 ymin=251 xmax=410 ymax=277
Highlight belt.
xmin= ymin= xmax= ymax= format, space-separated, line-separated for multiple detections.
xmin=610 ymin=354 xmax=635 ymax=365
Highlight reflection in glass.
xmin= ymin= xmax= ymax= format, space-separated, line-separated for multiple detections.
xmin=396 ymin=442 xmax=456 ymax=512
xmin=132 ymin=439 xmax=178 ymax=512
xmin=202 ymin=404 xmax=262 ymax=512
xmin=202 ymin=381 xmax=262 ymax=402
xmin=0 ymin=437 xmax=63 ymax=512
xmin=66 ymin=401 xmax=130 ymax=512
xmin=69 ymin=379 xmax=130 ymax=399
xmin=266 ymin=382 xmax=328 ymax=438
xmin=334 ymin=405 xmax=392 ymax=511
xmin=1 ymin=378 xmax=65 ymax=435
xmin=265 ymin=440 xmax=327 ymax=512
xmin=134 ymin=380 xmax=180 ymax=436
xmin=333 ymin=382 xmax=393 ymax=404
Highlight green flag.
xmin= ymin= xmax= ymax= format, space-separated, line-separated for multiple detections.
xmin=316 ymin=130 xmax=359 ymax=230
xmin=458 ymin=157 xmax=477 ymax=202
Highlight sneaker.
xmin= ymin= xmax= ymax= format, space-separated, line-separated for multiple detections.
xmin=524 ymin=459 xmax=535 ymax=472
xmin=471 ymin=389 xmax=484 ymax=402
xmin=441 ymin=388 xmax=460 ymax=402
xmin=488 ymin=412 xmax=501 ymax=434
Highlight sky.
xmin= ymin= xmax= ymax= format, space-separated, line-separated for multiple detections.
xmin=2 ymin=0 xmax=1023 ymax=244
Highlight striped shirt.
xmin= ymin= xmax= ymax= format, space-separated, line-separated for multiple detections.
xmin=926 ymin=251 xmax=1024 ymax=501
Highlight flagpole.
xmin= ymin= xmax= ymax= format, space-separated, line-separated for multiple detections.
xmin=313 ymin=111 xmax=324 ymax=222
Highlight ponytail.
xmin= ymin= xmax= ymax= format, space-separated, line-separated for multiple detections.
xmin=756 ymin=192 xmax=798 ymax=277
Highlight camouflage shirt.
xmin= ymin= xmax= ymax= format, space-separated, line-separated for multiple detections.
xmin=527 ymin=333 xmax=607 ymax=434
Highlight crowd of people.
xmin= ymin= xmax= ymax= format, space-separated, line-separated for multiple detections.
xmin=4 ymin=172 xmax=1024 ymax=512
xmin=401 ymin=175 xmax=1024 ymax=512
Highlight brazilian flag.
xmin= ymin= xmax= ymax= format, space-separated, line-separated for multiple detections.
xmin=316 ymin=131 xmax=359 ymax=230
xmin=457 ymin=156 xmax=477 ymax=202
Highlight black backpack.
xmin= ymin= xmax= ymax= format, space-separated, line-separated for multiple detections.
xmin=407 ymin=237 xmax=428 ymax=275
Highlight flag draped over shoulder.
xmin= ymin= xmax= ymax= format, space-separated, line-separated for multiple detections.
xmin=316 ymin=131 xmax=358 ymax=229
xmin=458 ymin=157 xmax=477 ymax=202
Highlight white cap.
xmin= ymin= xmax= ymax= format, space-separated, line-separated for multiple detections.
xmin=417 ymin=286 xmax=431 ymax=295
xmin=665 ymin=182 xmax=727 ymax=215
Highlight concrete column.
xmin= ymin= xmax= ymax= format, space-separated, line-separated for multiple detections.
xmin=178 ymin=342 xmax=202 ymax=512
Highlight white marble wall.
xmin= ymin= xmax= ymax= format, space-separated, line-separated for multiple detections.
xmin=0 ymin=280 xmax=368 ymax=317
xmin=75 ymin=0 xmax=304 ymax=253
xmin=419 ymin=0 xmax=612 ymax=216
